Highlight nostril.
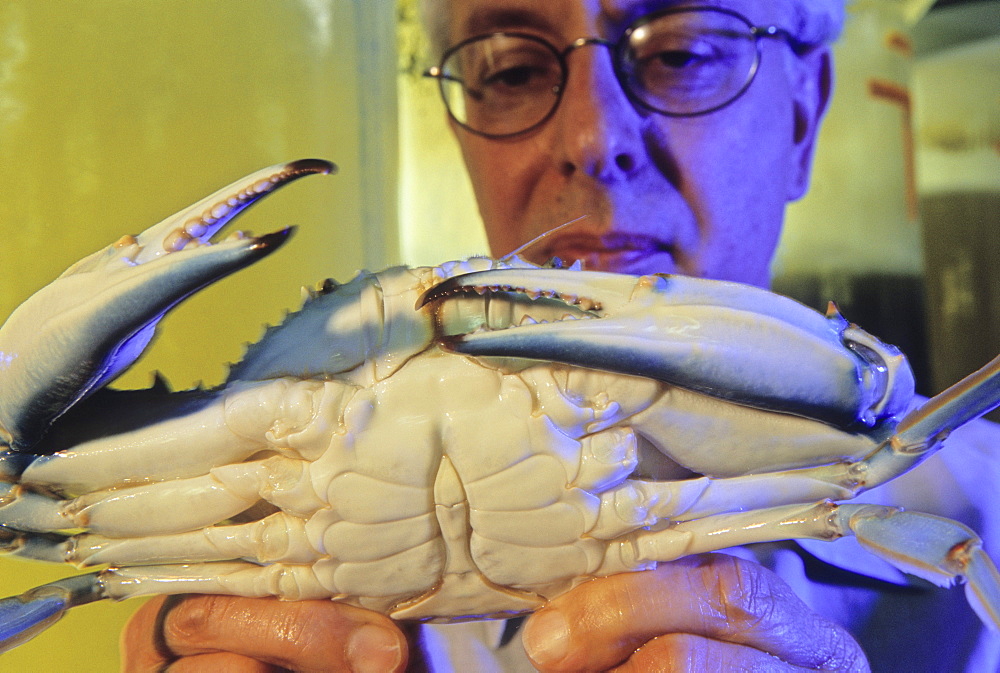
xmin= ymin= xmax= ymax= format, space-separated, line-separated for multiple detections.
xmin=615 ymin=153 xmax=634 ymax=173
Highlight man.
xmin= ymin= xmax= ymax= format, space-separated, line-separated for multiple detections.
xmin=122 ymin=1 xmax=1000 ymax=670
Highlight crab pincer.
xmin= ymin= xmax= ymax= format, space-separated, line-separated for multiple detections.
xmin=0 ymin=159 xmax=334 ymax=452
xmin=422 ymin=267 xmax=914 ymax=428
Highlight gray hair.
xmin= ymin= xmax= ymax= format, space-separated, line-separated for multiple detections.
xmin=779 ymin=0 xmax=846 ymax=47
xmin=418 ymin=0 xmax=846 ymax=60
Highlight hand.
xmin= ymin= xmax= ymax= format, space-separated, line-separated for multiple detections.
xmin=121 ymin=594 xmax=415 ymax=673
xmin=520 ymin=554 xmax=869 ymax=672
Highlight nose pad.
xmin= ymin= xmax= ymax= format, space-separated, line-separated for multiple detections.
xmin=556 ymin=45 xmax=645 ymax=182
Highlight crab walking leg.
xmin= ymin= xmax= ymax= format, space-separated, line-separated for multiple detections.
xmin=585 ymin=473 xmax=858 ymax=541
xmin=0 ymin=512 xmax=321 ymax=567
xmin=0 ymin=561 xmax=335 ymax=652
xmin=599 ymin=501 xmax=1000 ymax=631
xmin=0 ymin=474 xmax=260 ymax=537
xmin=0 ymin=452 xmax=328 ymax=537
xmin=99 ymin=562 xmax=334 ymax=601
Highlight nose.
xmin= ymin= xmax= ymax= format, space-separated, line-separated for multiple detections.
xmin=554 ymin=41 xmax=645 ymax=182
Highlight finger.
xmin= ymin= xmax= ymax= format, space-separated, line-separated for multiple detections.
xmin=122 ymin=596 xmax=175 ymax=673
xmin=121 ymin=594 xmax=408 ymax=673
xmin=521 ymin=554 xmax=867 ymax=672
xmin=611 ymin=633 xmax=865 ymax=673
xmin=164 ymin=652 xmax=288 ymax=672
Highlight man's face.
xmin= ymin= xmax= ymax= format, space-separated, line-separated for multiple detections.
xmin=442 ymin=0 xmax=830 ymax=287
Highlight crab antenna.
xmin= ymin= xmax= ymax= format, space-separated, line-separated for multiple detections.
xmin=499 ymin=215 xmax=589 ymax=263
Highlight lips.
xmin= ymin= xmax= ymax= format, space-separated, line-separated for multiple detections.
xmin=538 ymin=233 xmax=678 ymax=275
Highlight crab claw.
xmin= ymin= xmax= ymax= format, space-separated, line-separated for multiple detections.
xmin=0 ymin=159 xmax=334 ymax=451
xmin=421 ymin=268 xmax=914 ymax=429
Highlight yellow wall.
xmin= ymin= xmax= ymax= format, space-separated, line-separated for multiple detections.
xmin=0 ymin=2 xmax=396 ymax=669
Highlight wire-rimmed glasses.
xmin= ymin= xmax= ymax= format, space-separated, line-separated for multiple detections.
xmin=423 ymin=5 xmax=806 ymax=138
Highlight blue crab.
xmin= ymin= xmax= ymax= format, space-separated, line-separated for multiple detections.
xmin=1 ymin=160 xmax=999 ymax=653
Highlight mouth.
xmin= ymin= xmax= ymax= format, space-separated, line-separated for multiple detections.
xmin=537 ymin=233 xmax=677 ymax=274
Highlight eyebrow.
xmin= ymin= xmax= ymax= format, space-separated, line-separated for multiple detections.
xmin=600 ymin=0 xmax=731 ymax=28
xmin=459 ymin=7 xmax=560 ymax=40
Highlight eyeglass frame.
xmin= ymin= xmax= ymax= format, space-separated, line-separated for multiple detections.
xmin=423 ymin=5 xmax=812 ymax=139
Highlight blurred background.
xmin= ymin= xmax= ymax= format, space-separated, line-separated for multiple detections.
xmin=0 ymin=0 xmax=996 ymax=669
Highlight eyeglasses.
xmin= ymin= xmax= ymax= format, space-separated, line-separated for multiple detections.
xmin=423 ymin=5 xmax=807 ymax=138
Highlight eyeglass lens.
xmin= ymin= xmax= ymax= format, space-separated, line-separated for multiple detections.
xmin=434 ymin=7 xmax=763 ymax=137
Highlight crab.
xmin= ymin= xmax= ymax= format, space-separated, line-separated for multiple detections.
xmin=1 ymin=160 xmax=999 ymax=654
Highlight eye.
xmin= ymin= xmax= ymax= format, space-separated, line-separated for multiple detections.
xmin=650 ymin=49 xmax=704 ymax=69
xmin=631 ymin=32 xmax=721 ymax=70
xmin=484 ymin=64 xmax=543 ymax=88
xmin=470 ymin=47 xmax=561 ymax=98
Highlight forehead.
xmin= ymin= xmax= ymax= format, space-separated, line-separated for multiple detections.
xmin=445 ymin=0 xmax=782 ymax=41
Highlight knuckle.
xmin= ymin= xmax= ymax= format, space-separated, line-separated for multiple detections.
xmin=702 ymin=555 xmax=781 ymax=634
xmin=655 ymin=633 xmax=713 ymax=671
xmin=162 ymin=595 xmax=223 ymax=644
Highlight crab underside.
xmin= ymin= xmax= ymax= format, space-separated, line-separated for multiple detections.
xmin=1 ymin=161 xmax=999 ymax=653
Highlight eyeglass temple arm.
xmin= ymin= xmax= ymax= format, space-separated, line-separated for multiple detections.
xmin=422 ymin=66 xmax=485 ymax=101
xmin=756 ymin=25 xmax=813 ymax=55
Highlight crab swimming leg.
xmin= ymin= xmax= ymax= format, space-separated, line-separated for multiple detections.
xmin=0 ymin=159 xmax=334 ymax=452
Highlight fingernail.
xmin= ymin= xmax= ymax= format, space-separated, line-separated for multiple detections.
xmin=523 ymin=608 xmax=569 ymax=666
xmin=346 ymin=623 xmax=403 ymax=673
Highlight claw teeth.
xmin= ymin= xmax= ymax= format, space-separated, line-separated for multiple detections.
xmin=163 ymin=228 xmax=193 ymax=252
xmin=210 ymin=202 xmax=232 ymax=220
xmin=252 ymin=178 xmax=276 ymax=194
xmin=518 ymin=315 xmax=538 ymax=326
xmin=184 ymin=220 xmax=208 ymax=239
xmin=113 ymin=235 xmax=141 ymax=263
xmin=226 ymin=230 xmax=248 ymax=242
xmin=568 ymin=259 xmax=583 ymax=271
xmin=114 ymin=234 xmax=138 ymax=249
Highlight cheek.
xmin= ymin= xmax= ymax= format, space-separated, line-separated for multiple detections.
xmin=458 ymin=135 xmax=551 ymax=255
xmin=663 ymin=107 xmax=793 ymax=284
